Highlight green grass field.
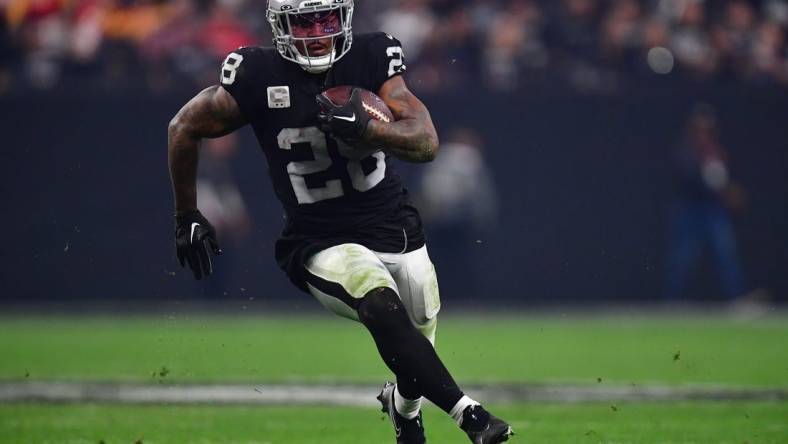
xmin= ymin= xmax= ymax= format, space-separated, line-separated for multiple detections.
xmin=2 ymin=402 xmax=786 ymax=444
xmin=1 ymin=313 xmax=786 ymax=443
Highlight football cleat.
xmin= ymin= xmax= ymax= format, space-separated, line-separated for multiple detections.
xmin=460 ymin=405 xmax=514 ymax=444
xmin=377 ymin=382 xmax=427 ymax=444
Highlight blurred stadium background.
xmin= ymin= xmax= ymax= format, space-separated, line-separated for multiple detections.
xmin=1 ymin=0 xmax=787 ymax=443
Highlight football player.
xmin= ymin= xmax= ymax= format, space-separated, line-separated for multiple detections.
xmin=168 ymin=1 xmax=513 ymax=443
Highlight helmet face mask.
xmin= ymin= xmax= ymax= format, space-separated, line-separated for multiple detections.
xmin=267 ymin=0 xmax=354 ymax=73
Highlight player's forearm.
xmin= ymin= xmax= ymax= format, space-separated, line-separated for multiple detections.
xmin=366 ymin=119 xmax=438 ymax=163
xmin=167 ymin=86 xmax=245 ymax=215
xmin=167 ymin=120 xmax=201 ymax=215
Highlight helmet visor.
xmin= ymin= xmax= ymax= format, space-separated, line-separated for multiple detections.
xmin=285 ymin=9 xmax=342 ymax=58
xmin=289 ymin=10 xmax=342 ymax=39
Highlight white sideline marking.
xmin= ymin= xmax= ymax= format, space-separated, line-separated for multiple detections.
xmin=0 ymin=382 xmax=784 ymax=405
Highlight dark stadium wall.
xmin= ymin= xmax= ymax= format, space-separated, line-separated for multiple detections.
xmin=1 ymin=90 xmax=786 ymax=304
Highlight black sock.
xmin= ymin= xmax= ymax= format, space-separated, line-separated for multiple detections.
xmin=396 ymin=376 xmax=422 ymax=401
xmin=358 ymin=287 xmax=463 ymax=413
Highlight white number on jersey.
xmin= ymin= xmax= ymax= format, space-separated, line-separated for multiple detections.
xmin=341 ymin=145 xmax=386 ymax=192
xmin=220 ymin=53 xmax=244 ymax=85
xmin=386 ymin=46 xmax=406 ymax=77
xmin=278 ymin=127 xmax=343 ymax=204
xmin=277 ymin=127 xmax=386 ymax=204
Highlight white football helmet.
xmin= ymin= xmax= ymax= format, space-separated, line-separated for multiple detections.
xmin=267 ymin=0 xmax=354 ymax=73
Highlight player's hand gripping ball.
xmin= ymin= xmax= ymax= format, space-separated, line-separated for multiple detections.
xmin=316 ymin=86 xmax=394 ymax=144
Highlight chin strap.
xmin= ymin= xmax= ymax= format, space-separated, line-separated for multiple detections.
xmin=296 ymin=49 xmax=336 ymax=73
xmin=302 ymin=63 xmax=332 ymax=74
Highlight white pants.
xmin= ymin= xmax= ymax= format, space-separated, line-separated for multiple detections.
xmin=305 ymin=243 xmax=441 ymax=344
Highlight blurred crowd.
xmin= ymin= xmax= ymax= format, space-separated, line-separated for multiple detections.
xmin=1 ymin=0 xmax=787 ymax=95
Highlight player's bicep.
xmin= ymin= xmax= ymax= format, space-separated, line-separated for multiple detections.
xmin=373 ymin=75 xmax=439 ymax=162
xmin=170 ymin=85 xmax=246 ymax=139
xmin=378 ymin=76 xmax=438 ymax=148
xmin=377 ymin=76 xmax=429 ymax=122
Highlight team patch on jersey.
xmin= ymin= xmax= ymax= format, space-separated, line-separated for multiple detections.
xmin=267 ymin=86 xmax=291 ymax=109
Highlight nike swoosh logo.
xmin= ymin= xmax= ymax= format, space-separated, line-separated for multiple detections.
xmin=387 ymin=395 xmax=402 ymax=437
xmin=334 ymin=113 xmax=356 ymax=122
xmin=190 ymin=223 xmax=200 ymax=243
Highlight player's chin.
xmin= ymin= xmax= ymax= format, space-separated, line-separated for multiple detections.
xmin=306 ymin=46 xmax=330 ymax=57
xmin=301 ymin=39 xmax=332 ymax=57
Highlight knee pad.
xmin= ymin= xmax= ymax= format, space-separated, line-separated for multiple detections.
xmin=306 ymin=243 xmax=398 ymax=321
xmin=357 ymin=287 xmax=412 ymax=333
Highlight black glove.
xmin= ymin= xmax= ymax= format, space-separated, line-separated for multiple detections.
xmin=175 ymin=210 xmax=221 ymax=280
xmin=316 ymin=88 xmax=371 ymax=142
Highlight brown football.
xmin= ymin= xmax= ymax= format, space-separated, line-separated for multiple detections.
xmin=319 ymin=85 xmax=394 ymax=123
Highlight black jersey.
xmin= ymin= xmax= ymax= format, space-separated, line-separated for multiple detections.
xmin=219 ymin=33 xmax=425 ymax=290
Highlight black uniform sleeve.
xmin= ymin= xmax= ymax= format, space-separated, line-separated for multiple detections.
xmin=219 ymin=46 xmax=265 ymax=120
xmin=366 ymin=33 xmax=407 ymax=93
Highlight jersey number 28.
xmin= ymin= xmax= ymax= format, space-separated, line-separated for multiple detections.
xmin=278 ymin=127 xmax=385 ymax=204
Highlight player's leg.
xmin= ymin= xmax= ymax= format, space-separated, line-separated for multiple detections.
xmin=304 ymin=243 xmax=427 ymax=443
xmin=374 ymin=245 xmax=514 ymax=444
xmin=358 ymin=286 xmax=516 ymax=443
xmin=306 ymin=244 xmax=461 ymax=408
xmin=305 ymin=243 xmax=512 ymax=443
xmin=373 ymin=245 xmax=439 ymax=420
